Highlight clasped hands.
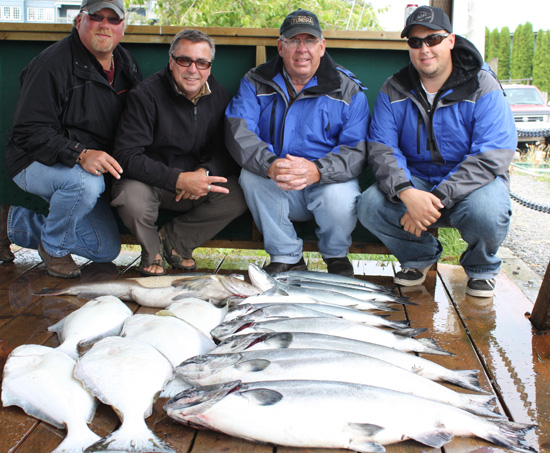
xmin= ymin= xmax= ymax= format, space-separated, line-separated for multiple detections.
xmin=267 ymin=154 xmax=320 ymax=191
xmin=175 ymin=169 xmax=228 ymax=202
xmin=399 ymin=188 xmax=444 ymax=237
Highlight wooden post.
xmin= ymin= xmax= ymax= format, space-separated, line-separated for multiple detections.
xmin=530 ymin=260 xmax=550 ymax=330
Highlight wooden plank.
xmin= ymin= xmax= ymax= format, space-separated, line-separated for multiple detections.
xmin=438 ymin=264 xmax=550 ymax=452
xmin=529 ymin=260 xmax=550 ymax=330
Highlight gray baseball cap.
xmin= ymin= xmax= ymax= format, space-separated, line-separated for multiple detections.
xmin=81 ymin=0 xmax=125 ymax=19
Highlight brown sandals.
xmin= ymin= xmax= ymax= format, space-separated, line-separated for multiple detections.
xmin=159 ymin=227 xmax=197 ymax=271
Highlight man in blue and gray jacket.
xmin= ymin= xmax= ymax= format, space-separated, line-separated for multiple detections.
xmin=225 ymin=9 xmax=370 ymax=277
xmin=358 ymin=6 xmax=517 ymax=297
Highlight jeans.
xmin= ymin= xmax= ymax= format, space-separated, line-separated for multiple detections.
xmin=9 ymin=161 xmax=121 ymax=261
xmin=239 ymin=169 xmax=360 ymax=263
xmin=357 ymin=176 xmax=512 ymax=279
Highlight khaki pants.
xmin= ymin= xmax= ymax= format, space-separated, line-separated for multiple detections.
xmin=111 ymin=175 xmax=247 ymax=265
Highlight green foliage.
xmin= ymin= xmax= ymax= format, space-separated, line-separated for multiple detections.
xmin=486 ymin=28 xmax=500 ymax=62
xmin=498 ymin=26 xmax=511 ymax=81
xmin=147 ymin=0 xmax=383 ymax=30
xmin=484 ymin=27 xmax=490 ymax=61
xmin=533 ymin=30 xmax=550 ymax=93
xmin=511 ymin=24 xmax=523 ymax=80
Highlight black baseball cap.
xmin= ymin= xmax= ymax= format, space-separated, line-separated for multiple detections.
xmin=401 ymin=6 xmax=452 ymax=38
xmin=280 ymin=9 xmax=323 ymax=40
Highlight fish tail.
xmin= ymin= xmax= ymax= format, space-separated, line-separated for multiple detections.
xmin=394 ymin=327 xmax=427 ymax=338
xmin=444 ymin=369 xmax=486 ymax=393
xmin=480 ymin=418 xmax=538 ymax=453
xmin=52 ymin=427 xmax=101 ymax=453
xmin=417 ymin=338 xmax=455 ymax=355
xmin=84 ymin=423 xmax=174 ymax=453
xmin=462 ymin=393 xmax=503 ymax=417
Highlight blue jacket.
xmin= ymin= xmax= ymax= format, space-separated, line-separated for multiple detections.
xmin=368 ymin=35 xmax=517 ymax=208
xmin=225 ymin=53 xmax=370 ymax=183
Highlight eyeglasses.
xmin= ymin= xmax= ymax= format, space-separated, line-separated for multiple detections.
xmin=281 ymin=38 xmax=320 ymax=49
xmin=83 ymin=11 xmax=124 ymax=25
xmin=407 ymin=33 xmax=450 ymax=49
xmin=171 ymin=55 xmax=212 ymax=70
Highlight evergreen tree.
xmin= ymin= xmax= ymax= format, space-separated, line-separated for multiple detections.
xmin=487 ymin=28 xmax=500 ymax=61
xmin=510 ymin=24 xmax=523 ymax=80
xmin=485 ymin=27 xmax=491 ymax=61
xmin=521 ymin=22 xmax=535 ymax=81
xmin=533 ymin=30 xmax=550 ymax=94
xmin=498 ymin=26 xmax=511 ymax=81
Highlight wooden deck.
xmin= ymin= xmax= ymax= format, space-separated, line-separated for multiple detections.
xmin=0 ymin=247 xmax=549 ymax=453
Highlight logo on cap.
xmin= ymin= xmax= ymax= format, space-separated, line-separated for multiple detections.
xmin=412 ymin=9 xmax=434 ymax=23
xmin=291 ymin=16 xmax=314 ymax=26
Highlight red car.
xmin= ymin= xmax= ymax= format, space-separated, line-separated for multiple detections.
xmin=502 ymin=83 xmax=550 ymax=147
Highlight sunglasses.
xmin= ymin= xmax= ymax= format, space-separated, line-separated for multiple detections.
xmin=83 ymin=11 xmax=124 ymax=25
xmin=407 ymin=33 xmax=450 ymax=49
xmin=171 ymin=55 xmax=212 ymax=70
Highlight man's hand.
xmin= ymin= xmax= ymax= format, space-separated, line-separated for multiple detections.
xmin=399 ymin=188 xmax=444 ymax=237
xmin=267 ymin=154 xmax=320 ymax=191
xmin=175 ymin=169 xmax=228 ymax=202
xmin=78 ymin=149 xmax=123 ymax=179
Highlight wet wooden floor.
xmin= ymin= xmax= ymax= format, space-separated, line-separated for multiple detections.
xmin=0 ymin=247 xmax=549 ymax=453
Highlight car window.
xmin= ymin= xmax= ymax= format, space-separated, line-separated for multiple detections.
xmin=504 ymin=88 xmax=545 ymax=106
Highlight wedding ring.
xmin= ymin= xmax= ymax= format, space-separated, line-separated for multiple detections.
xmin=190 ymin=195 xmax=195 ymax=199
xmin=207 ymin=184 xmax=211 ymax=192
xmin=95 ymin=170 xmax=100 ymax=176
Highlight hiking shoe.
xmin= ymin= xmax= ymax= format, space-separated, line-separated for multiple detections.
xmin=466 ymin=278 xmax=496 ymax=298
xmin=263 ymin=257 xmax=307 ymax=275
xmin=393 ymin=266 xmax=431 ymax=286
xmin=0 ymin=204 xmax=14 ymax=262
xmin=38 ymin=242 xmax=80 ymax=279
xmin=325 ymin=257 xmax=354 ymax=277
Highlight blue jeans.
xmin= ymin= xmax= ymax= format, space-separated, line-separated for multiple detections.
xmin=357 ymin=177 xmax=512 ymax=279
xmin=239 ymin=169 xmax=360 ymax=263
xmin=9 ymin=161 xmax=120 ymax=261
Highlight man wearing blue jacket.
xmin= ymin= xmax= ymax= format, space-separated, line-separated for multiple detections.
xmin=225 ymin=9 xmax=370 ymax=276
xmin=358 ymin=6 xmax=516 ymax=297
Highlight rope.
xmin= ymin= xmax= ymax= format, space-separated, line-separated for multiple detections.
xmin=510 ymin=191 xmax=550 ymax=213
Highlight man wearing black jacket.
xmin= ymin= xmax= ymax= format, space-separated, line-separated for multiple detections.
xmin=111 ymin=29 xmax=246 ymax=275
xmin=1 ymin=0 xmax=141 ymax=278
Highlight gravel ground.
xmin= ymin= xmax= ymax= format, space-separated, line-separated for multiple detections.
xmin=503 ymin=168 xmax=550 ymax=277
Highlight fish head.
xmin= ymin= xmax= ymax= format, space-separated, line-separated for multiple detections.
xmin=219 ymin=276 xmax=262 ymax=298
xmin=248 ymin=263 xmax=278 ymax=292
xmin=224 ymin=303 xmax=258 ymax=322
xmin=164 ymin=380 xmax=242 ymax=421
xmin=213 ymin=333 xmax=273 ymax=353
xmin=210 ymin=319 xmax=259 ymax=341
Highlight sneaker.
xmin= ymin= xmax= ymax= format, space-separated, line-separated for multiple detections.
xmin=0 ymin=204 xmax=14 ymax=262
xmin=466 ymin=278 xmax=496 ymax=298
xmin=393 ymin=266 xmax=431 ymax=286
xmin=263 ymin=257 xmax=307 ymax=275
xmin=325 ymin=257 xmax=354 ymax=277
xmin=38 ymin=242 xmax=81 ymax=279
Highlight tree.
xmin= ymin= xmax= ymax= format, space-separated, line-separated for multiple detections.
xmin=533 ymin=30 xmax=550 ymax=93
xmin=484 ymin=27 xmax=491 ymax=61
xmin=510 ymin=24 xmax=523 ymax=80
xmin=144 ymin=0 xmax=383 ymax=29
xmin=498 ymin=26 xmax=511 ymax=81
xmin=521 ymin=22 xmax=535 ymax=81
xmin=486 ymin=28 xmax=500 ymax=62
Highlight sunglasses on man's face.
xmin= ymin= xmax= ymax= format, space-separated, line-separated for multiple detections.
xmin=407 ymin=33 xmax=450 ymax=49
xmin=171 ymin=55 xmax=212 ymax=70
xmin=83 ymin=11 xmax=124 ymax=25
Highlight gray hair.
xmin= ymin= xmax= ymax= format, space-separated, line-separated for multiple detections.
xmin=169 ymin=29 xmax=215 ymax=60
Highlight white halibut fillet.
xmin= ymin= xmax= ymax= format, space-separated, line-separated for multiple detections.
xmin=48 ymin=296 xmax=133 ymax=359
xmin=165 ymin=380 xmax=537 ymax=453
xmin=1 ymin=344 xmax=100 ymax=453
xmin=74 ymin=336 xmax=174 ymax=453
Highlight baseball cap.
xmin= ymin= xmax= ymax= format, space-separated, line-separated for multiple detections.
xmin=81 ymin=0 xmax=125 ymax=19
xmin=280 ymin=9 xmax=323 ymax=40
xmin=401 ymin=6 xmax=452 ymax=38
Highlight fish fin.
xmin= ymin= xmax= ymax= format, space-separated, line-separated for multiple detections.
xmin=417 ymin=338 xmax=455 ymax=356
xmin=239 ymin=388 xmax=283 ymax=406
xmin=445 ymin=369 xmax=487 ymax=393
xmin=47 ymin=318 xmax=65 ymax=337
xmin=235 ymin=359 xmax=271 ymax=372
xmin=410 ymin=429 xmax=454 ymax=448
xmin=347 ymin=423 xmax=386 ymax=452
xmin=393 ymin=327 xmax=427 ymax=337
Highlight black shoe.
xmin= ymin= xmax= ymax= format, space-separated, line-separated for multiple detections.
xmin=263 ymin=257 xmax=307 ymax=275
xmin=0 ymin=204 xmax=14 ymax=262
xmin=393 ymin=266 xmax=431 ymax=286
xmin=466 ymin=278 xmax=496 ymax=298
xmin=325 ymin=257 xmax=354 ymax=277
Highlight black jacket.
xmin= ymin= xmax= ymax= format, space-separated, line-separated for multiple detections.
xmin=112 ymin=65 xmax=236 ymax=193
xmin=5 ymin=28 xmax=141 ymax=178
